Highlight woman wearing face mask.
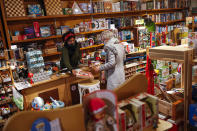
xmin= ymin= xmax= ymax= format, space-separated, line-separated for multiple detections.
xmin=60 ymin=31 xmax=81 ymax=73
xmin=93 ymin=29 xmax=126 ymax=90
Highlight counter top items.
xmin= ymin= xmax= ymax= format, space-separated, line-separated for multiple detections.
xmin=31 ymin=71 xmax=51 ymax=84
xmin=14 ymin=81 xmax=31 ymax=91
xmin=32 ymin=97 xmax=44 ymax=110
xmin=50 ymin=97 xmax=64 ymax=109
xmin=32 ymin=96 xmax=64 ymax=111
xmin=73 ymin=69 xmax=94 ymax=80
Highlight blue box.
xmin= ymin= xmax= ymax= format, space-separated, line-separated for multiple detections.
xmin=189 ymin=104 xmax=197 ymax=127
xmin=28 ymin=4 xmax=42 ymax=16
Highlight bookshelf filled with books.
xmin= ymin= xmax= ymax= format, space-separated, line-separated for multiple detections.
xmin=0 ymin=0 xmax=189 ymax=63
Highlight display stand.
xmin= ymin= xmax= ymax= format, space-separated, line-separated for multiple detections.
xmin=3 ymin=73 xmax=173 ymax=131
xmin=148 ymin=46 xmax=193 ymax=131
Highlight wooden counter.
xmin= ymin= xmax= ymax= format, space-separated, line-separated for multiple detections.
xmin=21 ymin=73 xmax=100 ymax=110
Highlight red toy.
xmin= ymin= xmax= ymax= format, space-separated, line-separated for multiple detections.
xmin=87 ymin=97 xmax=115 ymax=131
xmin=28 ymin=73 xmax=34 ymax=84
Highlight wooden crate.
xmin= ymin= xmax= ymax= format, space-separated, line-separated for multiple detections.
xmin=158 ymin=98 xmax=184 ymax=121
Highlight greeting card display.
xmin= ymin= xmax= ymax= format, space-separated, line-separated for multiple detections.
xmin=83 ymin=90 xmax=119 ymax=131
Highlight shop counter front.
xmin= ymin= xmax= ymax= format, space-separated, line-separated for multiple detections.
xmin=21 ymin=73 xmax=100 ymax=110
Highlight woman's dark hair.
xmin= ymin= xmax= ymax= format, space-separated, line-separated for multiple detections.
xmin=62 ymin=31 xmax=75 ymax=42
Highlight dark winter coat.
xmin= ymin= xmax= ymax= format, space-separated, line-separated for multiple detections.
xmin=60 ymin=42 xmax=81 ymax=71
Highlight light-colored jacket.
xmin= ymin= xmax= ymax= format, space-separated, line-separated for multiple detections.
xmin=100 ymin=38 xmax=126 ymax=90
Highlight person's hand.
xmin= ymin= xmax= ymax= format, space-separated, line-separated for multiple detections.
xmin=72 ymin=70 xmax=76 ymax=75
xmin=101 ymin=71 xmax=105 ymax=84
xmin=89 ymin=75 xmax=94 ymax=81
xmin=93 ymin=66 xmax=100 ymax=72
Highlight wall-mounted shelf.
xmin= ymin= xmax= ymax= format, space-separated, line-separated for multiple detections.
xmin=10 ymin=30 xmax=106 ymax=44
xmin=155 ymin=19 xmax=185 ymax=26
xmin=127 ymin=49 xmax=146 ymax=56
xmin=80 ymin=44 xmax=104 ymax=50
xmin=6 ymin=8 xmax=188 ymax=22
xmin=43 ymin=52 xmax=61 ymax=57
xmin=0 ymin=56 xmax=5 ymax=60
xmin=43 ymin=44 xmax=105 ymax=57
xmin=75 ymin=29 xmax=106 ymax=35
xmin=11 ymin=35 xmax=62 ymax=44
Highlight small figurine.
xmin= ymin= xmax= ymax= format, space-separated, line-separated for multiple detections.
xmin=50 ymin=97 xmax=65 ymax=109
xmin=87 ymin=97 xmax=115 ymax=131
xmin=28 ymin=73 xmax=34 ymax=84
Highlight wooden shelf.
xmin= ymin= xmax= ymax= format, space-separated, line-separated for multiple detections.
xmin=156 ymin=19 xmax=185 ymax=26
xmin=127 ymin=49 xmax=146 ymax=55
xmin=43 ymin=52 xmax=61 ymax=57
xmin=118 ymin=25 xmax=142 ymax=30
xmin=10 ymin=35 xmax=62 ymax=44
xmin=80 ymin=44 xmax=104 ymax=50
xmin=0 ymin=56 xmax=4 ymax=60
xmin=10 ymin=30 xmax=106 ymax=44
xmin=6 ymin=8 xmax=188 ymax=22
xmin=76 ymin=29 xmax=106 ymax=35
xmin=0 ymin=66 xmax=9 ymax=71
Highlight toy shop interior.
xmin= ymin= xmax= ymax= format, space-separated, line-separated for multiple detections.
xmin=0 ymin=0 xmax=197 ymax=131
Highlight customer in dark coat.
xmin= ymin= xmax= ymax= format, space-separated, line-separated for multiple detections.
xmin=60 ymin=31 xmax=81 ymax=72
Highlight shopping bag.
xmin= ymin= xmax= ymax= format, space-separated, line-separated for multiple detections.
xmin=12 ymin=86 xmax=24 ymax=110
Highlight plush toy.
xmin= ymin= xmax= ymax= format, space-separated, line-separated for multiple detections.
xmin=87 ymin=97 xmax=115 ymax=131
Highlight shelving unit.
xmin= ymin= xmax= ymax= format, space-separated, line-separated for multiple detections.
xmin=0 ymin=0 xmax=188 ymax=55
xmin=10 ymin=29 xmax=106 ymax=44
xmin=0 ymin=6 xmax=7 ymax=61
xmin=155 ymin=19 xmax=185 ymax=26
xmin=5 ymin=8 xmax=188 ymax=22
xmin=149 ymin=46 xmax=193 ymax=131
xmin=80 ymin=44 xmax=104 ymax=50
